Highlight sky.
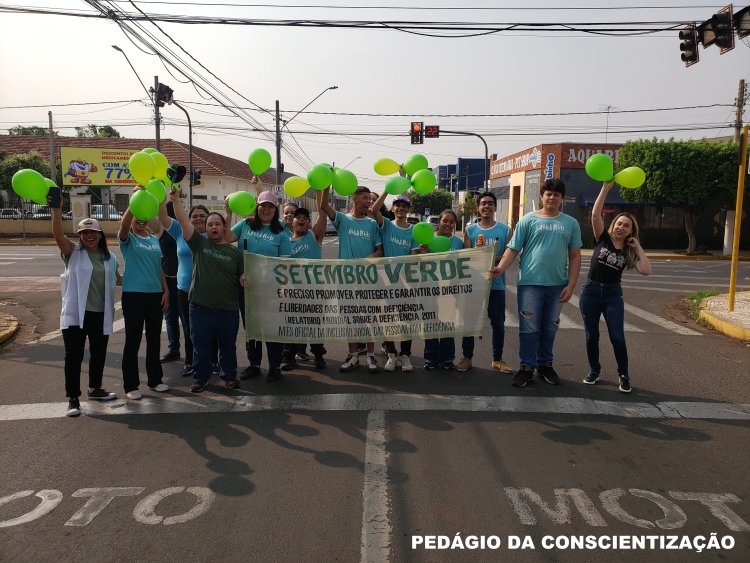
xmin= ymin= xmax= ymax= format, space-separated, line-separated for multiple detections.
xmin=0 ymin=1 xmax=747 ymax=192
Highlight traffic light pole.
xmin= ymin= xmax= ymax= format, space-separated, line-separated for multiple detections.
xmin=440 ymin=130 xmax=489 ymax=192
xmin=171 ymin=99 xmax=193 ymax=209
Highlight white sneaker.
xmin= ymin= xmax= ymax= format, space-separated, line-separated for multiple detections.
xmin=149 ymin=383 xmax=169 ymax=392
xmin=399 ymin=355 xmax=413 ymax=372
xmin=366 ymin=354 xmax=379 ymax=373
xmin=340 ymin=354 xmax=360 ymax=372
xmin=126 ymin=390 xmax=142 ymax=400
xmin=384 ymin=353 xmax=397 ymax=372
xmin=381 ymin=344 xmax=388 ymax=355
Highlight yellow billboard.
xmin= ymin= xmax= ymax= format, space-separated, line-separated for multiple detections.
xmin=61 ymin=147 xmax=139 ymax=187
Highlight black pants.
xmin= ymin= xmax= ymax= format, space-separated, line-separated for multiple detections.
xmin=62 ymin=311 xmax=109 ymax=398
xmin=122 ymin=291 xmax=164 ymax=392
xmin=178 ymin=289 xmax=218 ymax=366
xmin=385 ymin=340 xmax=412 ymax=356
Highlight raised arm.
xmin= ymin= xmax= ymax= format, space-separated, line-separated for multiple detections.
xmin=50 ymin=204 xmax=73 ymax=256
xmin=118 ymin=207 xmax=134 ymax=242
xmin=371 ymin=190 xmax=388 ymax=227
xmin=170 ymin=189 xmax=194 ymax=241
xmin=223 ymin=195 xmax=238 ymax=243
xmin=157 ymin=196 xmax=172 ymax=231
xmin=591 ymin=180 xmax=614 ymax=240
xmin=628 ymin=238 xmax=652 ymax=276
xmin=319 ymin=187 xmax=336 ymax=221
xmin=311 ymin=191 xmax=327 ymax=243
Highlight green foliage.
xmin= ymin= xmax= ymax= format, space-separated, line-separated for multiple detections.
xmin=75 ymin=124 xmax=121 ymax=138
xmin=408 ymin=188 xmax=453 ymax=216
xmin=8 ymin=125 xmax=57 ymax=136
xmin=684 ymin=288 xmax=721 ymax=323
xmin=0 ymin=151 xmax=51 ymax=194
xmin=462 ymin=193 xmax=478 ymax=218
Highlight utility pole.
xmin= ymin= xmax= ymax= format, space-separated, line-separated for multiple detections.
xmin=275 ymin=100 xmax=282 ymax=188
xmin=734 ymin=79 xmax=746 ymax=143
xmin=47 ymin=111 xmax=56 ymax=186
xmin=154 ymin=76 xmax=161 ymax=151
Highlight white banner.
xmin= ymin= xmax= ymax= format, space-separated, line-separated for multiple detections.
xmin=244 ymin=246 xmax=494 ymax=343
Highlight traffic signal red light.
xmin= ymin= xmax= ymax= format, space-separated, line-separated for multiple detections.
xmin=410 ymin=121 xmax=424 ymax=145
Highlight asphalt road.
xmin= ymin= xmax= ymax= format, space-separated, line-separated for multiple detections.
xmin=1 ymin=243 xmax=749 ymax=563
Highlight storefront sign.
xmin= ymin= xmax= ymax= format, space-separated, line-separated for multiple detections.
xmin=60 ymin=147 xmax=138 ymax=187
xmin=563 ymin=144 xmax=622 ymax=168
xmin=490 ymin=146 xmax=542 ymax=177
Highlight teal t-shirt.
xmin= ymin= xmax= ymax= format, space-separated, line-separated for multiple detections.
xmin=466 ymin=222 xmax=510 ymax=291
xmin=232 ymin=221 xmax=292 ymax=257
xmin=289 ymin=231 xmax=322 ymax=259
xmin=507 ymin=212 xmax=583 ymax=286
xmin=380 ymin=218 xmax=413 ymax=257
xmin=119 ymin=232 xmax=163 ymax=293
xmin=333 ymin=211 xmax=381 ymax=259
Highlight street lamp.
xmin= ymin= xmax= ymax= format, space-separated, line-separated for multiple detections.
xmin=275 ymin=86 xmax=338 ymax=186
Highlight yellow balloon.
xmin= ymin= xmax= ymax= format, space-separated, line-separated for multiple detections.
xmin=373 ymin=158 xmax=400 ymax=176
xmin=284 ymin=176 xmax=310 ymax=198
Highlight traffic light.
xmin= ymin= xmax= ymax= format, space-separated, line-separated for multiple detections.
xmin=736 ymin=5 xmax=750 ymax=39
xmin=153 ymin=82 xmax=174 ymax=107
xmin=700 ymin=8 xmax=735 ymax=53
xmin=679 ymin=25 xmax=699 ymax=67
xmin=410 ymin=121 xmax=424 ymax=145
xmin=191 ymin=169 xmax=201 ymax=186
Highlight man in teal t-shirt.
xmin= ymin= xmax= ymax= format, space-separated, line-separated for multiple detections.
xmin=492 ymin=178 xmax=582 ymax=388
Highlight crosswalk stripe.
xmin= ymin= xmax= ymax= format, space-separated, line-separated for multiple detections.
xmin=623 ymin=303 xmax=702 ymax=336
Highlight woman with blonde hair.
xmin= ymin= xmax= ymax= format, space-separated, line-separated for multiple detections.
xmin=579 ymin=180 xmax=652 ymax=393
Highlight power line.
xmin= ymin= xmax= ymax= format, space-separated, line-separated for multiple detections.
xmin=0 ymin=99 xmax=144 ymax=109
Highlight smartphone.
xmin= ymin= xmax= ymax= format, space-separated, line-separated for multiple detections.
xmin=48 ymin=186 xmax=61 ymax=209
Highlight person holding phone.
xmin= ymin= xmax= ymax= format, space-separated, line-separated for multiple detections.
xmin=579 ymin=180 xmax=652 ymax=393
xmin=50 ymin=190 xmax=120 ymax=417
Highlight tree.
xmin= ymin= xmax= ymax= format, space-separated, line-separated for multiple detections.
xmin=408 ymin=189 xmax=453 ymax=217
xmin=618 ymin=138 xmax=738 ymax=254
xmin=0 ymin=151 xmax=51 ymax=201
xmin=75 ymin=124 xmax=121 ymax=138
xmin=462 ymin=193 xmax=478 ymax=219
xmin=8 ymin=125 xmax=57 ymax=136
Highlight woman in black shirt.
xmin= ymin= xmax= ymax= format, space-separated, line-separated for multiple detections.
xmin=579 ymin=180 xmax=652 ymax=393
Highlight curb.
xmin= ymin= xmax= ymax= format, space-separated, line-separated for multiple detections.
xmin=699 ymin=300 xmax=750 ymax=342
xmin=0 ymin=312 xmax=20 ymax=344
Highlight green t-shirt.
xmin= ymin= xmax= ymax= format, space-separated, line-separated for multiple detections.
xmin=63 ymin=245 xmax=106 ymax=312
xmin=186 ymin=230 xmax=243 ymax=310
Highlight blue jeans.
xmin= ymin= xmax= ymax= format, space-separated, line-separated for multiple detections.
xmin=164 ymin=276 xmax=180 ymax=353
xmin=517 ymin=284 xmax=565 ymax=369
xmin=462 ymin=289 xmax=506 ymax=361
xmin=578 ymin=279 xmax=628 ymax=377
xmin=189 ymin=303 xmax=239 ymax=383
xmin=424 ymin=338 xmax=455 ymax=365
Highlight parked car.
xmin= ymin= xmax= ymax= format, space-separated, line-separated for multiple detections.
xmin=325 ymin=219 xmax=338 ymax=236
xmin=31 ymin=205 xmax=52 ymax=220
xmin=0 ymin=208 xmax=24 ymax=220
xmin=428 ymin=216 xmax=440 ymax=231
xmin=89 ymin=204 xmax=123 ymax=220
xmin=406 ymin=216 xmax=419 ymax=226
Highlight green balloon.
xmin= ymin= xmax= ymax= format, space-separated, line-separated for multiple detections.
xmin=11 ymin=169 xmax=48 ymax=202
xmin=614 ymin=166 xmax=646 ymax=189
xmin=44 ymin=178 xmax=57 ymax=188
xmin=248 ymin=148 xmax=272 ymax=176
xmin=412 ymin=169 xmax=436 ymax=194
xmin=585 ymin=153 xmax=614 ymax=181
xmin=129 ymin=152 xmax=156 ymax=186
xmin=142 ymin=147 xmax=158 ymax=154
xmin=307 ymin=164 xmax=333 ymax=190
xmin=412 ymin=222 xmax=434 ymax=245
xmin=385 ymin=176 xmax=411 ymax=195
xmin=228 ymin=191 xmax=257 ymax=216
xmin=150 ymin=151 xmax=169 ymax=182
xmin=428 ymin=235 xmax=451 ymax=253
xmin=129 ymin=189 xmax=159 ymax=220
xmin=331 ymin=168 xmax=358 ymax=196
xmin=145 ymin=178 xmax=167 ymax=203
xmin=403 ymin=154 xmax=429 ymax=177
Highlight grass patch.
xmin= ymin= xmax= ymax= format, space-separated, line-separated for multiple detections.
xmin=684 ymin=288 xmax=722 ymax=321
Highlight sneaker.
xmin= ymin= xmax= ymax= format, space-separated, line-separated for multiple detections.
xmin=180 ymin=364 xmax=194 ymax=377
xmin=295 ymin=351 xmax=311 ymax=362
xmin=366 ymin=354 xmax=379 ymax=373
xmin=126 ymin=390 xmax=142 ymax=400
xmin=512 ymin=368 xmax=535 ymax=388
xmin=536 ymin=364 xmax=560 ymax=385
xmin=384 ymin=353 xmax=397 ymax=372
xmin=225 ymin=378 xmax=240 ymax=389
xmin=280 ymin=358 xmax=296 ymax=371
xmin=381 ymin=344 xmax=388 ymax=355
xmin=456 ymin=357 xmax=472 ymax=372
xmin=87 ymin=388 xmax=116 ymax=401
xmin=399 ymin=355 xmax=413 ymax=372
xmin=212 ymin=363 xmax=221 ymax=375
xmin=490 ymin=360 xmax=514 ymax=374
xmin=583 ymin=372 xmax=600 ymax=385
xmin=66 ymin=398 xmax=81 ymax=417
xmin=160 ymin=350 xmax=180 ymax=363
xmin=314 ymin=355 xmax=326 ymax=369
xmin=424 ymin=361 xmax=437 ymax=370
xmin=149 ymin=383 xmax=169 ymax=392
xmin=239 ymin=365 xmax=261 ymax=380
xmin=619 ymin=376 xmax=632 ymax=393
xmin=266 ymin=368 xmax=282 ymax=382
xmin=340 ymin=354 xmax=360 ymax=372
xmin=190 ymin=380 xmax=208 ymax=393
xmin=442 ymin=362 xmax=455 ymax=371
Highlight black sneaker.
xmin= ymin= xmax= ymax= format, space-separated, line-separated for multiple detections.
xmin=212 ymin=362 xmax=221 ymax=375
xmin=314 ymin=355 xmax=326 ymax=369
xmin=180 ymin=364 xmax=194 ymax=377
xmin=583 ymin=372 xmax=600 ymax=385
xmin=239 ymin=365 xmax=261 ymax=380
xmin=225 ymin=378 xmax=240 ymax=390
xmin=66 ymin=398 xmax=81 ymax=417
xmin=87 ymin=388 xmax=117 ymax=401
xmin=512 ymin=368 xmax=535 ymax=387
xmin=280 ymin=359 xmax=296 ymax=371
xmin=441 ymin=362 xmax=455 ymax=371
xmin=295 ymin=351 xmax=311 ymax=362
xmin=191 ymin=380 xmax=208 ymax=393
xmin=160 ymin=349 xmax=180 ymax=363
xmin=536 ymin=364 xmax=560 ymax=385
xmin=424 ymin=361 xmax=437 ymax=371
xmin=266 ymin=368 xmax=282 ymax=382
xmin=619 ymin=376 xmax=632 ymax=393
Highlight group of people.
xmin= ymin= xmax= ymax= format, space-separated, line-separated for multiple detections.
xmin=51 ymin=176 xmax=650 ymax=418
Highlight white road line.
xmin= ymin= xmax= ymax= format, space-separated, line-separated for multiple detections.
xmin=0 ymin=256 xmax=34 ymax=260
xmin=360 ymin=410 xmax=390 ymax=563
xmin=0 ymin=262 xmax=16 ymax=266
xmin=623 ymin=303 xmax=701 ymax=336
xmin=1 ymin=394 xmax=749 ymax=421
